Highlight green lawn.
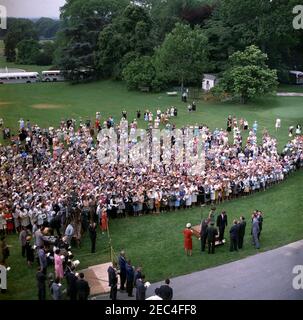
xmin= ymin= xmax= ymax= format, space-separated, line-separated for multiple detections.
xmin=1 ymin=47 xmax=303 ymax=300
xmin=1 ymin=80 xmax=303 ymax=150
xmin=2 ymin=170 xmax=303 ymax=300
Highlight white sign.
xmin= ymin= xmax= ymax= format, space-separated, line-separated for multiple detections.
xmin=0 ymin=265 xmax=7 ymax=290
xmin=0 ymin=5 xmax=7 ymax=30
xmin=293 ymin=5 xmax=303 ymax=30
xmin=292 ymin=265 xmax=303 ymax=290
xmin=96 ymin=122 xmax=206 ymax=175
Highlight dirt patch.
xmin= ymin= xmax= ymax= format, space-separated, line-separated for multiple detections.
xmin=0 ymin=101 xmax=13 ymax=106
xmin=31 ymin=104 xmax=63 ymax=110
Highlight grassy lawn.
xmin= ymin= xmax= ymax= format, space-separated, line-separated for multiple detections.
xmin=0 ymin=80 xmax=303 ymax=151
xmin=2 ymin=169 xmax=303 ymax=300
xmin=277 ymin=84 xmax=303 ymax=93
xmin=1 ymin=45 xmax=303 ymax=300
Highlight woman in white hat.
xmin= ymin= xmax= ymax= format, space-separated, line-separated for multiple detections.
xmin=183 ymin=223 xmax=193 ymax=256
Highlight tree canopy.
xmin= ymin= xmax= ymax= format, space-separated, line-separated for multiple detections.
xmin=97 ymin=4 xmax=154 ymax=79
xmin=154 ymin=22 xmax=210 ymax=88
xmin=219 ymin=45 xmax=278 ymax=103
xmin=3 ymin=18 xmax=38 ymax=62
xmin=3 ymin=0 xmax=302 ymax=92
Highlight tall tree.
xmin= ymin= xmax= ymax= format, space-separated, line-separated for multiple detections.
xmin=122 ymin=55 xmax=159 ymax=90
xmin=220 ymin=45 xmax=278 ymax=104
xmin=36 ymin=41 xmax=56 ymax=66
xmin=16 ymin=39 xmax=40 ymax=65
xmin=154 ymin=22 xmax=210 ymax=88
xmin=55 ymin=0 xmax=128 ymax=81
xmin=3 ymin=18 xmax=38 ymax=62
xmin=35 ymin=18 xmax=61 ymax=39
xmin=97 ymin=3 xmax=154 ymax=79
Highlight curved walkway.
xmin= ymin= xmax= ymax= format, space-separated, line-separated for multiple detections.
xmin=94 ymin=240 xmax=303 ymax=300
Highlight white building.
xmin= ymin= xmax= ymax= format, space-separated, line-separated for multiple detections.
xmin=202 ymin=74 xmax=218 ymax=91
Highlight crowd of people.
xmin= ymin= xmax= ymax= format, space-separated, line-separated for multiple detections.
xmin=0 ymin=112 xmax=302 ymax=235
xmin=0 ymin=109 xmax=302 ymax=299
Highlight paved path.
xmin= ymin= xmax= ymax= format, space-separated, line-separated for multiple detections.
xmin=277 ymin=92 xmax=303 ymax=97
xmin=94 ymin=240 xmax=303 ymax=300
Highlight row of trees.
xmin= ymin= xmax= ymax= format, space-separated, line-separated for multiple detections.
xmin=54 ymin=0 xmax=302 ymax=87
xmin=54 ymin=0 xmax=215 ymax=82
xmin=2 ymin=17 xmax=60 ymax=64
xmin=2 ymin=0 xmax=301 ymax=101
xmin=122 ymin=23 xmax=209 ymax=91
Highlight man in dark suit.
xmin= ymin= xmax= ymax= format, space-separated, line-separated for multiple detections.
xmin=88 ymin=221 xmax=97 ymax=253
xmin=38 ymin=246 xmax=47 ymax=275
xmin=200 ymin=219 xmax=208 ymax=252
xmin=134 ymin=266 xmax=142 ymax=288
xmin=76 ymin=273 xmax=90 ymax=300
xmin=126 ymin=260 xmax=135 ymax=297
xmin=206 ymin=221 xmax=218 ymax=254
xmin=257 ymin=211 xmax=263 ymax=239
xmin=238 ymin=216 xmax=246 ymax=249
xmin=36 ymin=267 xmax=46 ymax=300
xmin=136 ymin=275 xmax=147 ymax=300
xmin=230 ymin=220 xmax=239 ymax=252
xmin=66 ymin=266 xmax=78 ymax=300
xmin=108 ymin=262 xmax=118 ymax=300
xmin=49 ymin=213 xmax=62 ymax=237
xmin=118 ymin=250 xmax=127 ymax=291
xmin=159 ymin=278 xmax=173 ymax=300
xmin=216 ymin=211 xmax=228 ymax=242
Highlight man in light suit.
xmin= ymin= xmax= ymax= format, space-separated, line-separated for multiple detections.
xmin=252 ymin=217 xmax=260 ymax=249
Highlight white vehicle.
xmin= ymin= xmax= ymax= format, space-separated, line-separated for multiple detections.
xmin=0 ymin=72 xmax=39 ymax=84
xmin=41 ymin=70 xmax=65 ymax=82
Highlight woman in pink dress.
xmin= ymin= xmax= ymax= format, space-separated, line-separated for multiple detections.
xmin=54 ymin=249 xmax=64 ymax=280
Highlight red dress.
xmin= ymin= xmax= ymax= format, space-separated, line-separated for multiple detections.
xmin=183 ymin=229 xmax=193 ymax=250
xmin=101 ymin=210 xmax=108 ymax=232
xmin=4 ymin=213 xmax=14 ymax=231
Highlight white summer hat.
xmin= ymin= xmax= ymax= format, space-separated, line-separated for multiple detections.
xmin=186 ymin=223 xmax=191 ymax=228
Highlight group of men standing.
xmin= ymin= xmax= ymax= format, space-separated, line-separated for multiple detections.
xmin=199 ymin=208 xmax=263 ymax=254
xmin=107 ymin=251 xmax=173 ymax=300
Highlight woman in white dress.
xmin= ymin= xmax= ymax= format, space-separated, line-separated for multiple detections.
xmin=191 ymin=186 xmax=198 ymax=206
xmin=20 ymin=209 xmax=30 ymax=229
xmin=185 ymin=188 xmax=192 ymax=208
xmin=13 ymin=206 xmax=21 ymax=232
xmin=0 ymin=213 xmax=6 ymax=235
xmin=210 ymin=186 xmax=216 ymax=204
xmin=275 ymin=118 xmax=281 ymax=131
